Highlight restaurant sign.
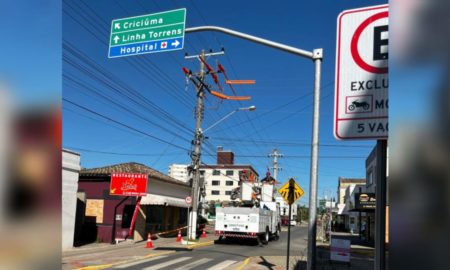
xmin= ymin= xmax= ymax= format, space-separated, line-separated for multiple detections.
xmin=354 ymin=193 xmax=376 ymax=210
xmin=110 ymin=173 xmax=148 ymax=196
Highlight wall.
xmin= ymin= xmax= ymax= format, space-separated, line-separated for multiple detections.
xmin=77 ymin=180 xmax=136 ymax=244
xmin=62 ymin=150 xmax=80 ymax=250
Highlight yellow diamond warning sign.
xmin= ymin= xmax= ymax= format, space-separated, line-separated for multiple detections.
xmin=278 ymin=178 xmax=304 ymax=205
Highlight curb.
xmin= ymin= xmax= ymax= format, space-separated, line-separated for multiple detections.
xmin=74 ymin=251 xmax=175 ymax=270
xmin=187 ymin=240 xmax=215 ymax=250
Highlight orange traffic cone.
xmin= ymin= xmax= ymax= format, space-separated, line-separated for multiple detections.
xmin=146 ymin=233 xmax=154 ymax=248
xmin=176 ymin=230 xmax=182 ymax=242
xmin=201 ymin=228 xmax=206 ymax=238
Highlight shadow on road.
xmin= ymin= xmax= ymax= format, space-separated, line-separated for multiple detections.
xmin=258 ymin=256 xmax=277 ymax=270
xmin=213 ymin=237 xmax=259 ymax=246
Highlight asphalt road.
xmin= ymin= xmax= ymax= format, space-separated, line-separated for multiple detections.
xmin=113 ymin=225 xmax=307 ymax=270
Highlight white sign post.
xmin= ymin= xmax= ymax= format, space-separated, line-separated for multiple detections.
xmin=334 ymin=5 xmax=389 ymax=140
xmin=330 ymin=238 xmax=351 ymax=262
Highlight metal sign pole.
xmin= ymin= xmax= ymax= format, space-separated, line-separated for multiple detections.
xmin=187 ymin=206 xmax=190 ymax=241
xmin=307 ymin=50 xmax=323 ymax=270
xmin=375 ymin=140 xmax=387 ymax=269
xmin=286 ymin=203 xmax=292 ymax=270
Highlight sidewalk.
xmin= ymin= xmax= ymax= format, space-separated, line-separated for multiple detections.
xmin=62 ymin=227 xmax=216 ymax=270
xmin=234 ymin=232 xmax=375 ymax=270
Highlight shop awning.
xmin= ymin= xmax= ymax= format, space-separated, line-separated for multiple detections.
xmin=140 ymin=194 xmax=189 ymax=208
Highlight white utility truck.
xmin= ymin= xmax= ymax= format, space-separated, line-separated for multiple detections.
xmin=215 ymin=171 xmax=281 ymax=245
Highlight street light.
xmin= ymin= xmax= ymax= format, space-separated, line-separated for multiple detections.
xmin=202 ymin=106 xmax=256 ymax=133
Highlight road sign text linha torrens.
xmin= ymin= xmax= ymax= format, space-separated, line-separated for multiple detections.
xmin=108 ymin=8 xmax=186 ymax=58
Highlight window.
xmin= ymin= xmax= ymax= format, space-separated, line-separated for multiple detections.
xmin=367 ymin=170 xmax=374 ymax=186
xmin=225 ymin=191 xmax=232 ymax=195
xmin=212 ymin=170 xmax=220 ymax=175
xmin=226 ymin=181 xmax=234 ymax=186
xmin=211 ymin=190 xmax=220 ymax=195
xmin=212 ymin=180 xmax=220 ymax=186
xmin=226 ymin=170 xmax=234 ymax=176
xmin=200 ymin=170 xmax=205 ymax=176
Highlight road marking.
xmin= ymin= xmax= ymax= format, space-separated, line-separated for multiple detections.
xmin=204 ymin=260 xmax=237 ymax=270
xmin=113 ymin=255 xmax=168 ymax=268
xmin=74 ymin=251 xmax=175 ymax=270
xmin=76 ymin=264 xmax=113 ymax=270
xmin=142 ymin=256 xmax=191 ymax=270
xmin=173 ymin=258 xmax=212 ymax=270
xmin=187 ymin=240 xmax=215 ymax=249
xmin=236 ymin=257 xmax=250 ymax=270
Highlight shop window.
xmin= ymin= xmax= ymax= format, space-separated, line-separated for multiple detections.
xmin=226 ymin=181 xmax=234 ymax=186
xmin=211 ymin=190 xmax=220 ymax=195
xmin=212 ymin=180 xmax=220 ymax=186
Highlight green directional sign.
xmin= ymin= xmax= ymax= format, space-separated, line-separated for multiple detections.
xmin=108 ymin=8 xmax=186 ymax=58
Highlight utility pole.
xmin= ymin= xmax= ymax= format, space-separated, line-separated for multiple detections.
xmin=187 ymin=50 xmax=205 ymax=241
xmin=269 ymin=148 xmax=283 ymax=180
xmin=185 ymin=49 xmax=225 ymax=240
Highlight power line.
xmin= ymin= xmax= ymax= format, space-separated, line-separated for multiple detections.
xmin=63 ymin=98 xmax=191 ymax=152
xmin=64 ymin=146 xmax=184 ymax=157
xmin=210 ymin=137 xmax=372 ymax=148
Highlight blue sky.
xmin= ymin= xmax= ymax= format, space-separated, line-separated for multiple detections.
xmin=0 ymin=0 xmax=61 ymax=106
xmin=60 ymin=0 xmax=387 ymax=205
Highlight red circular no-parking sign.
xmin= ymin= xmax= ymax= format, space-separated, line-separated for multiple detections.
xmin=351 ymin=11 xmax=389 ymax=74
xmin=185 ymin=196 xmax=192 ymax=205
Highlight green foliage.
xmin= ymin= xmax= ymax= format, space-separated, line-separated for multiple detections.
xmin=296 ymin=205 xmax=309 ymax=222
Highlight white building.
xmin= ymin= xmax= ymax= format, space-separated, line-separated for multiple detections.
xmin=200 ymin=148 xmax=259 ymax=203
xmin=168 ymin=164 xmax=189 ymax=182
xmin=335 ymin=177 xmax=366 ymax=232
xmin=275 ymin=194 xmax=297 ymax=221
xmin=62 ymin=149 xmax=81 ymax=250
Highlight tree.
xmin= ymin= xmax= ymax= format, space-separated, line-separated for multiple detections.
xmin=296 ymin=205 xmax=309 ymax=223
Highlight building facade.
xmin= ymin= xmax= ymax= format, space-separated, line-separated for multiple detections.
xmin=168 ymin=164 xmax=189 ymax=182
xmin=275 ymin=194 xmax=297 ymax=225
xmin=335 ymin=177 xmax=366 ymax=232
xmin=62 ymin=149 xmax=81 ymax=250
xmin=365 ymin=145 xmax=390 ymax=243
xmin=75 ymin=162 xmax=190 ymax=244
xmin=200 ymin=149 xmax=259 ymax=203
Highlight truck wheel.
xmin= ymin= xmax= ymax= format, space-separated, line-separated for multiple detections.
xmin=262 ymin=228 xmax=269 ymax=245
xmin=274 ymin=225 xmax=281 ymax=240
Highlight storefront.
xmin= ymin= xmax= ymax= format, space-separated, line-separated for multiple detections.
xmin=350 ymin=192 xmax=376 ymax=242
xmin=75 ymin=162 xmax=190 ymax=244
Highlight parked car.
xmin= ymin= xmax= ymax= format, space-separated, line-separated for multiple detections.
xmin=290 ymin=220 xmax=297 ymax=226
